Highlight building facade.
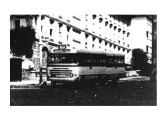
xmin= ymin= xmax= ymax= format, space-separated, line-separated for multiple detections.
xmin=130 ymin=17 xmax=152 ymax=63
xmin=10 ymin=14 xmax=132 ymax=71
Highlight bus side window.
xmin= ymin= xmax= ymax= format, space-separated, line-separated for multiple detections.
xmin=79 ymin=54 xmax=86 ymax=66
xmin=93 ymin=55 xmax=99 ymax=66
xmin=72 ymin=55 xmax=78 ymax=63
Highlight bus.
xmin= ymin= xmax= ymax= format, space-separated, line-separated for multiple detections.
xmin=46 ymin=47 xmax=126 ymax=87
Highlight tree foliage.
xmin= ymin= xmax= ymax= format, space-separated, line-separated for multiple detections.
xmin=10 ymin=26 xmax=36 ymax=58
xmin=131 ymin=48 xmax=151 ymax=76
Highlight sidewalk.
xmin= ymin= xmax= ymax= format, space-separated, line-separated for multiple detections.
xmin=10 ymin=76 xmax=150 ymax=88
xmin=119 ymin=76 xmax=150 ymax=82
xmin=10 ymin=80 xmax=40 ymax=88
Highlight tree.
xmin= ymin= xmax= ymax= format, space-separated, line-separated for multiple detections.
xmin=10 ymin=26 xmax=37 ymax=58
xmin=151 ymin=15 xmax=157 ymax=82
xmin=131 ymin=48 xmax=151 ymax=76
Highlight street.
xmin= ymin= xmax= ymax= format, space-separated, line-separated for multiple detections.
xmin=10 ymin=77 xmax=156 ymax=106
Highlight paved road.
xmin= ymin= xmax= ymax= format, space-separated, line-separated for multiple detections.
xmin=10 ymin=76 xmax=156 ymax=106
xmin=10 ymin=76 xmax=150 ymax=89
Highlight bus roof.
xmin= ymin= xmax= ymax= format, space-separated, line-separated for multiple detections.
xmin=49 ymin=48 xmax=124 ymax=57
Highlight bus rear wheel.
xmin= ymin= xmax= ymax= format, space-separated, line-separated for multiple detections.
xmin=40 ymin=81 xmax=47 ymax=88
xmin=111 ymin=77 xmax=119 ymax=87
xmin=51 ymin=81 xmax=56 ymax=87
xmin=96 ymin=75 xmax=107 ymax=87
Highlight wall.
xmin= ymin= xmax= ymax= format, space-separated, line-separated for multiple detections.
xmin=10 ymin=15 xmax=133 ymax=68
xmin=130 ymin=17 xmax=152 ymax=63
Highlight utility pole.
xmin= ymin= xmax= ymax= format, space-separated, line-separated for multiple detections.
xmin=152 ymin=15 xmax=157 ymax=68
xmin=151 ymin=15 xmax=157 ymax=82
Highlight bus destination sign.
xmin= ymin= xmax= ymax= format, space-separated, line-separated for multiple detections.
xmin=58 ymin=45 xmax=66 ymax=49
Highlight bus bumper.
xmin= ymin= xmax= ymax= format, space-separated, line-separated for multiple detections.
xmin=47 ymin=76 xmax=79 ymax=83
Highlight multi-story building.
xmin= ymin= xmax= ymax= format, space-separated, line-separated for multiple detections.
xmin=10 ymin=14 xmax=132 ymax=71
xmin=130 ymin=17 xmax=152 ymax=63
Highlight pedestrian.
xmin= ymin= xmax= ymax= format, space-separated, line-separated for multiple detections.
xmin=28 ymin=60 xmax=34 ymax=71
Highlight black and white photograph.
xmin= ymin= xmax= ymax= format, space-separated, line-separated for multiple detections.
xmin=1 ymin=0 xmax=164 ymax=120
xmin=10 ymin=14 xmax=157 ymax=106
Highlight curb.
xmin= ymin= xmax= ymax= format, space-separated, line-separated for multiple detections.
xmin=10 ymin=80 xmax=40 ymax=88
xmin=10 ymin=76 xmax=150 ymax=88
xmin=119 ymin=76 xmax=150 ymax=82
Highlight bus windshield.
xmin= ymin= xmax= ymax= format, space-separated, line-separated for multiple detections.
xmin=48 ymin=53 xmax=78 ymax=64
xmin=47 ymin=53 xmax=125 ymax=66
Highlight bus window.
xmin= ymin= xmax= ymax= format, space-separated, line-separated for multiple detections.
xmin=79 ymin=54 xmax=95 ymax=66
xmin=47 ymin=54 xmax=78 ymax=64
xmin=93 ymin=56 xmax=100 ymax=66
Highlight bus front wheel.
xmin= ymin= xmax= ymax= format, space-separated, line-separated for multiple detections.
xmin=111 ymin=77 xmax=119 ymax=87
xmin=51 ymin=81 xmax=56 ymax=87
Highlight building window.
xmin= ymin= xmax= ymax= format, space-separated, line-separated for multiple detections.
xmin=99 ymin=18 xmax=103 ymax=23
xmin=50 ymin=19 xmax=54 ymax=24
xmin=92 ymin=36 xmax=96 ymax=41
xmin=41 ymin=15 xmax=45 ymax=20
xmin=73 ymin=28 xmax=81 ymax=34
xmin=50 ymin=29 xmax=53 ymax=36
xmin=127 ymin=44 xmax=129 ymax=48
xmin=127 ymin=50 xmax=129 ymax=53
xmin=99 ymin=39 xmax=102 ymax=43
xmin=118 ymin=47 xmax=121 ymax=51
xmin=118 ymin=40 xmax=120 ymax=44
xmin=146 ymin=45 xmax=149 ymax=53
xmin=67 ymin=35 xmax=69 ymax=41
xmin=67 ymin=19 xmax=70 ymax=22
xmin=67 ymin=26 xmax=71 ymax=32
xmin=114 ymin=26 xmax=117 ymax=30
xmin=85 ymin=34 xmax=89 ymax=38
xmin=109 ymin=24 xmax=113 ymax=28
xmin=41 ymin=25 xmax=43 ymax=32
xmin=123 ymin=30 xmax=126 ymax=34
xmin=127 ymin=32 xmax=130 ymax=37
xmin=92 ymin=15 xmax=96 ymax=19
xmin=67 ymin=44 xmax=70 ymax=47
xmin=92 ymin=44 xmax=94 ymax=48
xmin=110 ymin=43 xmax=112 ymax=47
xmin=15 ymin=20 xmax=20 ymax=28
xmin=41 ymin=36 xmax=44 ymax=39
xmin=105 ymin=21 xmax=108 ymax=26
xmin=85 ymin=14 xmax=88 ymax=21
xmin=114 ymin=45 xmax=116 ymax=49
xmin=59 ymin=23 xmax=63 ymax=28
xmin=123 ymin=42 xmax=125 ymax=46
xmin=146 ymin=31 xmax=149 ymax=38
xmin=59 ymin=15 xmax=62 ymax=19
xmin=73 ymin=39 xmax=81 ymax=44
xmin=118 ymin=28 xmax=121 ymax=32
xmin=73 ymin=16 xmax=81 ymax=21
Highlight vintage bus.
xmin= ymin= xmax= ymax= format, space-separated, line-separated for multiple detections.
xmin=46 ymin=47 xmax=126 ymax=87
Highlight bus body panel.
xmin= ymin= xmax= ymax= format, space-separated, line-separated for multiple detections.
xmin=107 ymin=67 xmax=126 ymax=74
xmin=47 ymin=65 xmax=79 ymax=82
xmin=78 ymin=66 xmax=107 ymax=75
xmin=46 ymin=48 xmax=127 ymax=84
xmin=47 ymin=65 xmax=126 ymax=83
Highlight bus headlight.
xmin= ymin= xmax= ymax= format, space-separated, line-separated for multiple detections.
xmin=70 ymin=73 xmax=77 ymax=77
xmin=47 ymin=70 xmax=51 ymax=76
xmin=70 ymin=73 xmax=73 ymax=77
